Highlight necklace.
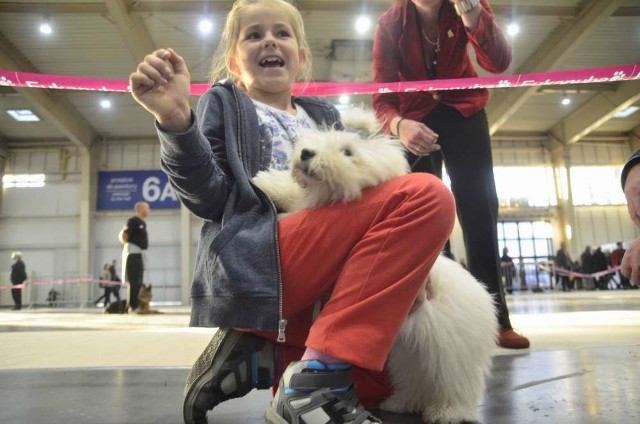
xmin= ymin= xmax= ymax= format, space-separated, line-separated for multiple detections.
xmin=421 ymin=28 xmax=439 ymax=50
xmin=420 ymin=27 xmax=439 ymax=79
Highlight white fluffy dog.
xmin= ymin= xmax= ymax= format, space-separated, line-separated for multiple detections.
xmin=252 ymin=116 xmax=497 ymax=423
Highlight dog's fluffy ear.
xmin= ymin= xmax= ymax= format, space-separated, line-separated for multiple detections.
xmin=339 ymin=106 xmax=381 ymax=139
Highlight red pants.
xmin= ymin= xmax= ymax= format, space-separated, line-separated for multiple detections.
xmin=252 ymin=173 xmax=455 ymax=407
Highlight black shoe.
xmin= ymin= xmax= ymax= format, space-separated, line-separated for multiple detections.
xmin=183 ymin=328 xmax=275 ymax=424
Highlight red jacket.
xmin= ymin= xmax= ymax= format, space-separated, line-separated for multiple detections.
xmin=372 ymin=0 xmax=511 ymax=133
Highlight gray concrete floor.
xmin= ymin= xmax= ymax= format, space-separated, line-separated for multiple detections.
xmin=1 ymin=289 xmax=639 ymax=423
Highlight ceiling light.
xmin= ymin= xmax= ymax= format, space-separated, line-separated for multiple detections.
xmin=39 ymin=16 xmax=52 ymax=35
xmin=339 ymin=94 xmax=350 ymax=105
xmin=355 ymin=16 xmax=371 ymax=34
xmin=7 ymin=109 xmax=40 ymax=122
xmin=561 ymin=97 xmax=571 ymax=106
xmin=507 ymin=23 xmax=520 ymax=37
xmin=100 ymin=98 xmax=112 ymax=109
xmin=613 ymin=106 xmax=639 ymax=118
xmin=198 ymin=17 xmax=213 ymax=35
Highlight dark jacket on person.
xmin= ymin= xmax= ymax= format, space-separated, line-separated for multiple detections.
xmin=11 ymin=259 xmax=27 ymax=284
xmin=555 ymin=248 xmax=572 ymax=269
xmin=592 ymin=248 xmax=608 ymax=273
xmin=581 ymin=249 xmax=593 ymax=274
xmin=157 ymin=80 xmax=341 ymax=331
xmin=125 ymin=216 xmax=148 ymax=250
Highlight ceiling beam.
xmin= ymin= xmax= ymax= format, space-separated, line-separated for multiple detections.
xmin=628 ymin=124 xmax=640 ymax=152
xmin=0 ymin=31 xmax=98 ymax=150
xmin=551 ymin=81 xmax=640 ymax=145
xmin=486 ymin=0 xmax=624 ymax=136
xmin=104 ymin=0 xmax=155 ymax=65
xmin=0 ymin=2 xmax=638 ymax=16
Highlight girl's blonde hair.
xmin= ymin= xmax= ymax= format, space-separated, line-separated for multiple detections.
xmin=209 ymin=0 xmax=313 ymax=85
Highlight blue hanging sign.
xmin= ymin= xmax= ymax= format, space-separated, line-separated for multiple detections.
xmin=97 ymin=170 xmax=180 ymax=210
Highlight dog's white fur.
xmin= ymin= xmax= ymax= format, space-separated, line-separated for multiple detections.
xmin=252 ymin=110 xmax=497 ymax=423
xmin=382 ymin=256 xmax=497 ymax=423
xmin=253 ymin=128 xmax=409 ymax=212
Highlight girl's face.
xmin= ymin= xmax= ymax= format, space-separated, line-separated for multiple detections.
xmin=230 ymin=4 xmax=307 ymax=102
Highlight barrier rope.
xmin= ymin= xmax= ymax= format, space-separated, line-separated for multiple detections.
xmin=0 ymin=64 xmax=638 ymax=96
xmin=537 ymin=263 xmax=621 ymax=279
xmin=0 ymin=277 xmax=125 ymax=291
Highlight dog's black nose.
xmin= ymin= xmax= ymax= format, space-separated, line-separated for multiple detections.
xmin=300 ymin=148 xmax=315 ymax=162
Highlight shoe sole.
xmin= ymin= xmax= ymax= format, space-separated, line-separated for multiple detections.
xmin=183 ymin=328 xmax=241 ymax=424
xmin=183 ymin=328 xmax=268 ymax=424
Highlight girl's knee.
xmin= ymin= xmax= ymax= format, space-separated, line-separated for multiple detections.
xmin=403 ymin=173 xmax=454 ymax=207
xmin=399 ymin=173 xmax=456 ymax=231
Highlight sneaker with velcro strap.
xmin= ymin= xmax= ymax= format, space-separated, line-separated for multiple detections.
xmin=182 ymin=328 xmax=275 ymax=424
xmin=265 ymin=360 xmax=382 ymax=424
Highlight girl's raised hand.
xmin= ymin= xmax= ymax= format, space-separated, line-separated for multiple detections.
xmin=130 ymin=48 xmax=192 ymax=133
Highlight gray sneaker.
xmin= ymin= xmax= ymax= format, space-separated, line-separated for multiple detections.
xmin=265 ymin=360 xmax=382 ymax=424
xmin=183 ymin=328 xmax=275 ymax=424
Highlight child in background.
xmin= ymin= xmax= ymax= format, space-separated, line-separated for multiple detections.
xmin=129 ymin=1 xmax=455 ymax=423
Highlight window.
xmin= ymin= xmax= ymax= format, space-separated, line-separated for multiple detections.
xmin=494 ymin=167 xmax=557 ymax=208
xmin=498 ymin=220 xmax=553 ymax=290
xmin=570 ymin=166 xmax=626 ymax=206
xmin=2 ymin=174 xmax=46 ymax=188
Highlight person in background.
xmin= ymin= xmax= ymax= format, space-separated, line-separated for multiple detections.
xmin=610 ymin=241 xmax=631 ymax=289
xmin=620 ymin=150 xmax=640 ymax=286
xmin=580 ymin=245 xmax=594 ymax=290
xmin=94 ymin=263 xmax=121 ymax=307
xmin=518 ymin=257 xmax=527 ymax=290
xmin=108 ymin=259 xmax=122 ymax=299
xmin=119 ymin=201 xmax=150 ymax=312
xmin=555 ymin=241 xmax=573 ymax=292
xmin=500 ymin=247 xmax=515 ymax=293
xmin=372 ymin=0 xmax=529 ymax=349
xmin=10 ymin=251 xmax=27 ymax=310
xmin=129 ymin=0 xmax=455 ymax=422
xmin=592 ymin=247 xmax=609 ymax=290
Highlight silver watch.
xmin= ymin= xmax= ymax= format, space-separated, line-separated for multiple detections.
xmin=453 ymin=0 xmax=480 ymax=16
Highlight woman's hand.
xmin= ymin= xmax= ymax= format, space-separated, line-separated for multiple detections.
xmin=397 ymin=118 xmax=441 ymax=156
xmin=130 ymin=48 xmax=192 ymax=133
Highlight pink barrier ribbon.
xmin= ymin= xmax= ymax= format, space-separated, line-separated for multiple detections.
xmin=0 ymin=283 xmax=26 ymax=290
xmin=538 ymin=263 xmax=621 ymax=279
xmin=0 ymin=64 xmax=638 ymax=97
xmin=0 ymin=277 xmax=124 ymax=290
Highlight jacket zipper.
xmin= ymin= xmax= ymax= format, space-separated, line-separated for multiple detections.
xmin=234 ymin=85 xmax=286 ymax=343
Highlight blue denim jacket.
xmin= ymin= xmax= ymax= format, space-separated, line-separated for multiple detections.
xmin=157 ymin=80 xmax=342 ymax=332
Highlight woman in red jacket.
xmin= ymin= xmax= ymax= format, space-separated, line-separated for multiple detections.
xmin=372 ymin=0 xmax=530 ymax=349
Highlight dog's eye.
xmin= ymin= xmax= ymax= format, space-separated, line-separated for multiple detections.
xmin=343 ymin=148 xmax=353 ymax=157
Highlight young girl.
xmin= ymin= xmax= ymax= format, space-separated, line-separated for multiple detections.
xmin=129 ymin=1 xmax=455 ymax=423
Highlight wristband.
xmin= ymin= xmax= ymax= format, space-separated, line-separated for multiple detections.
xmin=395 ymin=118 xmax=405 ymax=137
xmin=453 ymin=0 xmax=480 ymax=16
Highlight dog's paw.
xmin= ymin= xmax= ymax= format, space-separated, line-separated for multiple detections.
xmin=252 ymin=169 xmax=303 ymax=213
